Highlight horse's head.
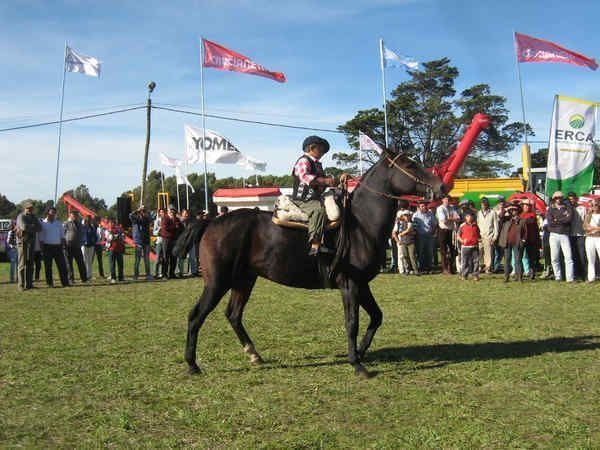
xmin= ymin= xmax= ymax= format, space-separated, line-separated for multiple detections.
xmin=381 ymin=149 xmax=447 ymax=200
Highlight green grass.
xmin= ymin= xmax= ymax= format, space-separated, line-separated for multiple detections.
xmin=1 ymin=257 xmax=600 ymax=448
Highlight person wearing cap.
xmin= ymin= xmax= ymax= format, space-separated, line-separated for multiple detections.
xmin=567 ymin=192 xmax=587 ymax=281
xmin=436 ymin=195 xmax=459 ymax=274
xmin=498 ymin=203 xmax=527 ymax=282
xmin=64 ymin=210 xmax=88 ymax=283
xmin=476 ymin=197 xmax=499 ymax=274
xmin=413 ymin=200 xmax=437 ymax=274
xmin=160 ymin=205 xmax=182 ymax=279
xmin=292 ymin=135 xmax=345 ymax=256
xmin=520 ymin=199 xmax=540 ymax=279
xmin=547 ymin=191 xmax=574 ymax=282
xmin=129 ymin=204 xmax=154 ymax=280
xmin=15 ymin=202 xmax=41 ymax=290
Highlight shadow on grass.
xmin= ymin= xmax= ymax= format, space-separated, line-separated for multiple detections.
xmin=364 ymin=335 xmax=600 ymax=366
xmin=220 ymin=335 xmax=600 ymax=373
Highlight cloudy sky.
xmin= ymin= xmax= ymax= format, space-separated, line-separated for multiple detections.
xmin=1 ymin=0 xmax=599 ymax=205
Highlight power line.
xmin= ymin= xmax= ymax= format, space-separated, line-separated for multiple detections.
xmin=152 ymin=105 xmax=345 ymax=134
xmin=0 ymin=106 xmax=146 ymax=133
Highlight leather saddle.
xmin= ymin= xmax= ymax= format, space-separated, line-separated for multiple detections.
xmin=272 ymin=192 xmax=341 ymax=230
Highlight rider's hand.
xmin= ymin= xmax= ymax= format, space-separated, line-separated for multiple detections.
xmin=339 ymin=173 xmax=351 ymax=184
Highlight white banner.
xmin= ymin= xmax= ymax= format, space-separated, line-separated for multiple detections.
xmin=175 ymin=166 xmax=195 ymax=192
xmin=159 ymin=153 xmax=182 ymax=168
xmin=546 ymin=95 xmax=596 ymax=196
xmin=65 ymin=46 xmax=101 ymax=77
xmin=184 ymin=125 xmax=266 ymax=171
xmin=359 ymin=131 xmax=383 ymax=154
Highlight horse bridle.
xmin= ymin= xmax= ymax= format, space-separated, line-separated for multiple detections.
xmin=355 ymin=153 xmax=435 ymax=200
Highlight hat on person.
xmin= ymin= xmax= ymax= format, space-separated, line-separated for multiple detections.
xmin=302 ymin=135 xmax=330 ymax=153
xmin=480 ymin=197 xmax=489 ymax=205
xmin=459 ymin=199 xmax=469 ymax=206
xmin=168 ymin=204 xmax=177 ymax=211
xmin=23 ymin=201 xmax=33 ymax=208
xmin=507 ymin=204 xmax=521 ymax=212
xmin=520 ymin=198 xmax=531 ymax=205
xmin=396 ymin=209 xmax=411 ymax=218
xmin=552 ymin=191 xmax=564 ymax=199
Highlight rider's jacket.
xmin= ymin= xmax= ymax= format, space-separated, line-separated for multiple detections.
xmin=292 ymin=154 xmax=326 ymax=201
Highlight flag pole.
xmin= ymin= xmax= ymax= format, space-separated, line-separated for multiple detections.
xmin=379 ymin=38 xmax=389 ymax=149
xmin=54 ymin=42 xmax=68 ymax=206
xmin=200 ymin=38 xmax=209 ymax=212
xmin=514 ymin=31 xmax=531 ymax=190
xmin=185 ymin=161 xmax=190 ymax=210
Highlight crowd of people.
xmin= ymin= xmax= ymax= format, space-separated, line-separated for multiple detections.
xmin=388 ymin=191 xmax=600 ymax=283
xmin=6 ymin=202 xmax=230 ymax=291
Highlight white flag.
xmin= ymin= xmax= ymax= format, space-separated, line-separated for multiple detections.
xmin=175 ymin=167 xmax=195 ymax=193
xmin=382 ymin=46 xmax=419 ymax=70
xmin=359 ymin=131 xmax=383 ymax=154
xmin=159 ymin=153 xmax=182 ymax=168
xmin=184 ymin=125 xmax=267 ymax=171
xmin=65 ymin=46 xmax=101 ymax=77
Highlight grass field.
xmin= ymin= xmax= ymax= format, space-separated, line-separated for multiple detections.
xmin=1 ymin=256 xmax=600 ymax=448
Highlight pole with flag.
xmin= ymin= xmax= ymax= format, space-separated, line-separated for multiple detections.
xmin=200 ymin=38 xmax=209 ymax=212
xmin=53 ymin=44 xmax=101 ymax=205
xmin=379 ymin=39 xmax=389 ymax=149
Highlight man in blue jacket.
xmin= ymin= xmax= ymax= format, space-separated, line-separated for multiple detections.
xmin=129 ymin=205 xmax=153 ymax=280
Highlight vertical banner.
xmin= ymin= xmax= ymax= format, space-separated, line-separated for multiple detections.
xmin=546 ymin=95 xmax=596 ymax=198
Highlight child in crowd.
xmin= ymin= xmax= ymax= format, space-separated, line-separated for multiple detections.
xmin=457 ymin=212 xmax=481 ymax=281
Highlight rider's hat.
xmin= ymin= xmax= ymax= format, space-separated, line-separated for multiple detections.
xmin=302 ymin=135 xmax=330 ymax=153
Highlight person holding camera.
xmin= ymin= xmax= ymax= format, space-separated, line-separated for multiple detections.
xmin=15 ymin=202 xmax=41 ymax=291
xmin=547 ymin=191 xmax=574 ymax=282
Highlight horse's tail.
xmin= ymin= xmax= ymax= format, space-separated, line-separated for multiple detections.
xmin=173 ymin=218 xmax=209 ymax=258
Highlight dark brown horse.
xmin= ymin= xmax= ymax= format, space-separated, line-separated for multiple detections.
xmin=182 ymin=149 xmax=446 ymax=377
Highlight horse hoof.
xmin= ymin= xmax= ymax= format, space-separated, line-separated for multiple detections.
xmin=188 ymin=364 xmax=202 ymax=375
xmin=250 ymin=354 xmax=264 ymax=365
xmin=355 ymin=367 xmax=371 ymax=380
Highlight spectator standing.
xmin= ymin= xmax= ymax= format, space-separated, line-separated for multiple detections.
xmin=520 ymin=200 xmax=541 ymax=279
xmin=80 ymin=215 xmax=97 ymax=280
xmin=477 ymin=197 xmax=498 ymax=274
xmin=219 ymin=205 xmax=229 ymax=216
xmin=492 ymin=199 xmax=507 ymax=272
xmin=540 ymin=214 xmax=553 ymax=279
xmin=129 ymin=205 xmax=153 ymax=280
xmin=436 ymin=195 xmax=459 ymax=274
xmin=105 ymin=221 xmax=125 ymax=283
xmin=457 ymin=212 xmax=481 ymax=281
xmin=39 ymin=207 xmax=70 ymax=287
xmin=393 ymin=210 xmax=419 ymax=275
xmin=33 ymin=231 xmax=43 ymax=282
xmin=412 ymin=200 xmax=437 ymax=274
xmin=6 ymin=221 xmax=17 ymax=283
xmin=583 ymin=199 xmax=600 ymax=282
xmin=15 ymin=202 xmax=41 ymax=291
xmin=153 ymin=208 xmax=165 ymax=278
xmin=498 ymin=204 xmax=527 ymax=282
xmin=64 ymin=211 xmax=88 ymax=283
xmin=568 ymin=192 xmax=587 ymax=281
xmin=547 ymin=191 xmax=574 ymax=282
xmin=160 ymin=206 xmax=182 ymax=279
xmin=178 ymin=209 xmax=199 ymax=277
xmin=93 ymin=217 xmax=106 ymax=278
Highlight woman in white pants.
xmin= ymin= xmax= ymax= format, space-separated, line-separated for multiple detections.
xmin=583 ymin=199 xmax=600 ymax=283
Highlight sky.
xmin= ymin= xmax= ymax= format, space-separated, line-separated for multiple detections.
xmin=1 ymin=0 xmax=599 ymax=206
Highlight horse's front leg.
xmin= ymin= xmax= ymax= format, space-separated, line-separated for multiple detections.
xmin=340 ymin=278 xmax=371 ymax=379
xmin=357 ymin=283 xmax=382 ymax=360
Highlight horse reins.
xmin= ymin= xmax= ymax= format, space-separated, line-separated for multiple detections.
xmin=353 ymin=153 xmax=435 ymax=200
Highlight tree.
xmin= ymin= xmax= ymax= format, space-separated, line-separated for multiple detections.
xmin=336 ymin=58 xmax=532 ymax=178
xmin=0 ymin=194 xmax=16 ymax=218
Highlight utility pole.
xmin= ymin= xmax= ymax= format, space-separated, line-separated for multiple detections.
xmin=139 ymin=81 xmax=156 ymax=208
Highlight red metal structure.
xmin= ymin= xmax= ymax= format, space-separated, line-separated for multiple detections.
xmin=62 ymin=194 xmax=157 ymax=261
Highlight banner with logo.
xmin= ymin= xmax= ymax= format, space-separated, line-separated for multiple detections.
xmin=184 ymin=125 xmax=266 ymax=172
xmin=514 ymin=33 xmax=598 ymax=71
xmin=546 ymin=95 xmax=597 ymax=198
xmin=202 ymin=39 xmax=286 ymax=83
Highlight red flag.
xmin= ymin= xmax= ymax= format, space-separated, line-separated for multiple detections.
xmin=514 ymin=32 xmax=598 ymax=71
xmin=202 ymin=38 xmax=286 ymax=83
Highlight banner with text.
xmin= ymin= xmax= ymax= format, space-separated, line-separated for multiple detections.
xmin=546 ymin=95 xmax=597 ymax=198
xmin=184 ymin=125 xmax=266 ymax=171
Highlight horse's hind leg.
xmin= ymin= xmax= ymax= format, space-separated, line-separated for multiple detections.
xmin=357 ymin=284 xmax=382 ymax=361
xmin=225 ymin=276 xmax=263 ymax=364
xmin=185 ymin=283 xmax=229 ymax=374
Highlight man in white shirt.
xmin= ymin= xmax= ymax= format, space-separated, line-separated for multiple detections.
xmin=477 ymin=197 xmax=499 ymax=274
xmin=39 ymin=207 xmax=70 ymax=287
xmin=436 ymin=195 xmax=458 ymax=274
